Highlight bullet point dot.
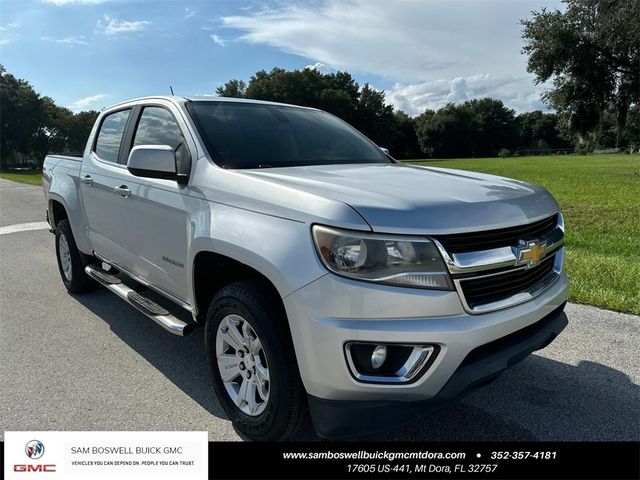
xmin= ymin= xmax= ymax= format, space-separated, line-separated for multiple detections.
xmin=477 ymin=453 xmax=481 ymax=458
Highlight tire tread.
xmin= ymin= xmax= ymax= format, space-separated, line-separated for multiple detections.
xmin=205 ymin=278 xmax=307 ymax=441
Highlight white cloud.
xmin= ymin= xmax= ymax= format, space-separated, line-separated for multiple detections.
xmin=41 ymin=35 xmax=89 ymax=46
xmin=304 ymin=62 xmax=331 ymax=74
xmin=97 ymin=15 xmax=150 ymax=36
xmin=210 ymin=34 xmax=227 ymax=47
xmin=68 ymin=94 xmax=107 ymax=111
xmin=387 ymin=74 xmax=548 ymax=115
xmin=184 ymin=7 xmax=196 ymax=19
xmin=221 ymin=0 xmax=563 ymax=114
xmin=0 ymin=21 xmax=19 ymax=31
xmin=43 ymin=0 xmax=104 ymax=5
xmin=0 ymin=22 xmax=18 ymax=46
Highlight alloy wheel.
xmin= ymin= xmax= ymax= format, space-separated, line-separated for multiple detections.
xmin=58 ymin=233 xmax=72 ymax=281
xmin=215 ymin=314 xmax=270 ymax=416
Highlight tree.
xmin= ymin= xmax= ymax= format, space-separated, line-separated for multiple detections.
xmin=352 ymin=84 xmax=396 ymax=148
xmin=414 ymin=99 xmax=517 ymax=158
xmin=414 ymin=109 xmax=436 ymax=157
xmin=242 ymin=67 xmax=361 ymax=117
xmin=67 ymin=110 xmax=99 ymax=153
xmin=0 ymin=65 xmax=45 ymax=166
xmin=1 ymin=65 xmax=101 ymax=167
xmin=220 ymin=68 xmax=401 ymax=149
xmin=625 ymin=104 xmax=640 ymax=151
xmin=390 ymin=111 xmax=420 ymax=159
xmin=37 ymin=97 xmax=74 ymax=156
xmin=415 ymin=104 xmax=478 ymax=158
xmin=215 ymin=79 xmax=247 ymax=98
xmin=516 ymin=111 xmax=571 ymax=150
xmin=522 ymin=0 xmax=640 ymax=148
xmin=465 ymin=98 xmax=518 ymax=156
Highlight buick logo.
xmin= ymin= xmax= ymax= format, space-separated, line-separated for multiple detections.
xmin=25 ymin=440 xmax=45 ymax=459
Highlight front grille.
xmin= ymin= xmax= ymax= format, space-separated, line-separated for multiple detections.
xmin=435 ymin=214 xmax=557 ymax=254
xmin=459 ymin=255 xmax=556 ymax=309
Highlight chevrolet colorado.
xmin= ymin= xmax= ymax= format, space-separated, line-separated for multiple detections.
xmin=42 ymin=96 xmax=568 ymax=440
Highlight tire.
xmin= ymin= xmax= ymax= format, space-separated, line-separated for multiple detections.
xmin=55 ymin=219 xmax=98 ymax=294
xmin=205 ymin=279 xmax=307 ymax=441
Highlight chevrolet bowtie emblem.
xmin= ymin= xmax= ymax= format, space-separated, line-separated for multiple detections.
xmin=516 ymin=240 xmax=546 ymax=268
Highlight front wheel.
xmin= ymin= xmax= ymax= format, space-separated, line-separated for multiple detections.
xmin=55 ymin=219 xmax=97 ymax=293
xmin=205 ymin=279 xmax=307 ymax=441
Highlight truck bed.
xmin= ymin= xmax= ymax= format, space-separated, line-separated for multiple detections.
xmin=46 ymin=154 xmax=83 ymax=162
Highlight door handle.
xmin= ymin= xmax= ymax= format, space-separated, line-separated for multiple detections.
xmin=82 ymin=175 xmax=93 ymax=186
xmin=114 ymin=185 xmax=131 ymax=198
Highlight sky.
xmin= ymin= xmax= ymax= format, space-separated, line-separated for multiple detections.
xmin=0 ymin=0 xmax=564 ymax=115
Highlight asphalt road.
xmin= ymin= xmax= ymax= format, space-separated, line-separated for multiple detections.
xmin=0 ymin=178 xmax=638 ymax=442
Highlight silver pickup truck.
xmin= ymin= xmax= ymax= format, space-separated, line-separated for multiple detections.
xmin=42 ymin=96 xmax=568 ymax=440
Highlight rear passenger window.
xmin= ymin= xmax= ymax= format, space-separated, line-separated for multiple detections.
xmin=94 ymin=109 xmax=131 ymax=163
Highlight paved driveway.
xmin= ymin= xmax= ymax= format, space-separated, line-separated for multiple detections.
xmin=1 ymin=178 xmax=638 ymax=441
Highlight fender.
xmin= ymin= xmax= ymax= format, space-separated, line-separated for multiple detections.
xmin=187 ymin=203 xmax=328 ymax=317
xmin=47 ymin=167 xmax=93 ymax=254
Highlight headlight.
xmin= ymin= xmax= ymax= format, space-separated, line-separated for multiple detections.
xmin=312 ymin=225 xmax=453 ymax=290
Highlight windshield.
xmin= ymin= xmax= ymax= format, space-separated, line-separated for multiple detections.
xmin=186 ymin=101 xmax=390 ymax=169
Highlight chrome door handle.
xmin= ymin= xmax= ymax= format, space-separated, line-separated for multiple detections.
xmin=82 ymin=175 xmax=93 ymax=186
xmin=114 ymin=185 xmax=131 ymax=198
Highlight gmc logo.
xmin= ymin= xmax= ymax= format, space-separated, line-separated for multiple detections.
xmin=13 ymin=464 xmax=57 ymax=472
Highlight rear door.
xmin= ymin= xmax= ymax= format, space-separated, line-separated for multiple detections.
xmin=80 ymin=107 xmax=135 ymax=266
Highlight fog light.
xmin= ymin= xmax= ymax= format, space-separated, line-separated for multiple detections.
xmin=371 ymin=345 xmax=387 ymax=369
xmin=346 ymin=342 xmax=438 ymax=384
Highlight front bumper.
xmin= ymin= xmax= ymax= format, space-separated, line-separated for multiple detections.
xmin=308 ymin=305 xmax=567 ymax=438
xmin=283 ymin=270 xmax=569 ymax=437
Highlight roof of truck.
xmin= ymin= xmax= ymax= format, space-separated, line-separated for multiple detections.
xmin=107 ymin=95 xmax=314 ymax=110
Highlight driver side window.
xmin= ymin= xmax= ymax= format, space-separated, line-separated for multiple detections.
xmin=132 ymin=106 xmax=190 ymax=174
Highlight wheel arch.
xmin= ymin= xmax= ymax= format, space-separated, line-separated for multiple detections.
xmin=191 ymin=250 xmax=284 ymax=322
xmin=49 ymin=198 xmax=68 ymax=227
xmin=47 ymin=175 xmax=92 ymax=254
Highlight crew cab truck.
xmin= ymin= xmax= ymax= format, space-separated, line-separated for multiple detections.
xmin=43 ymin=96 xmax=568 ymax=440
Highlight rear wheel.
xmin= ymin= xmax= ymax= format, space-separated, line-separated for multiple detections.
xmin=205 ymin=279 xmax=307 ymax=441
xmin=55 ymin=219 xmax=98 ymax=293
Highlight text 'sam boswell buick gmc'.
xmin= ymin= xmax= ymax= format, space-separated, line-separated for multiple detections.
xmin=42 ymin=96 xmax=568 ymax=440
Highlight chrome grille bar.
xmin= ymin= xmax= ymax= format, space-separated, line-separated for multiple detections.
xmin=433 ymin=225 xmax=564 ymax=275
xmin=431 ymin=213 xmax=565 ymax=314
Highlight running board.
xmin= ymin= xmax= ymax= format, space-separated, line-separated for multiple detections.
xmin=85 ymin=265 xmax=196 ymax=336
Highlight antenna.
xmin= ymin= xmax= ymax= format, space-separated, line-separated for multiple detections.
xmin=169 ymin=85 xmax=175 ymax=95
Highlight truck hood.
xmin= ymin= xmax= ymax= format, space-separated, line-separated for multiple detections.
xmin=240 ymin=163 xmax=559 ymax=234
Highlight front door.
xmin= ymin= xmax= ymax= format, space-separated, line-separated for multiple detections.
xmin=113 ymin=103 xmax=194 ymax=302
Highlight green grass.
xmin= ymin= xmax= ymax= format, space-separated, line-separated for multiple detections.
xmin=411 ymin=154 xmax=640 ymax=315
xmin=0 ymin=170 xmax=42 ymax=186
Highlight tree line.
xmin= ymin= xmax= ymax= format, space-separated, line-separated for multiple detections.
xmin=216 ymin=0 xmax=638 ymax=158
xmin=216 ymin=68 xmax=578 ymax=159
xmin=0 ymin=65 xmax=99 ymax=168
xmin=1 ymin=0 xmax=637 ymax=167
xmin=1 ymin=62 xmax=636 ymax=168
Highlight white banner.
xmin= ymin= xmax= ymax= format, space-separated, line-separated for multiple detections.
xmin=4 ymin=431 xmax=208 ymax=480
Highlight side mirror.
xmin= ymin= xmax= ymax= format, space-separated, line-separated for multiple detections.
xmin=127 ymin=145 xmax=180 ymax=181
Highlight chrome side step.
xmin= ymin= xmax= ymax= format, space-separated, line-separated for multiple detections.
xmin=85 ymin=265 xmax=195 ymax=336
